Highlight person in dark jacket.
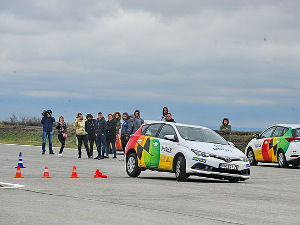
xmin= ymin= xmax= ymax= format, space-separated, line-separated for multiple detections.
xmin=85 ymin=114 xmax=96 ymax=158
xmin=161 ymin=107 xmax=168 ymax=121
xmin=41 ymin=110 xmax=55 ymax=154
xmin=219 ymin=118 xmax=232 ymax=141
xmin=120 ymin=112 xmax=133 ymax=154
xmin=56 ymin=116 xmax=67 ymax=157
xmin=106 ymin=114 xmax=117 ymax=158
xmin=132 ymin=110 xmax=144 ymax=134
xmin=95 ymin=112 xmax=107 ymax=159
xmin=165 ymin=113 xmax=175 ymax=122
xmin=113 ymin=112 xmax=122 ymax=134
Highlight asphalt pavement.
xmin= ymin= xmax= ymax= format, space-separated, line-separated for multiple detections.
xmin=0 ymin=143 xmax=299 ymax=225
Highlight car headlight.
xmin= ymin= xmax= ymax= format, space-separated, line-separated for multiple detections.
xmin=191 ymin=149 xmax=212 ymax=157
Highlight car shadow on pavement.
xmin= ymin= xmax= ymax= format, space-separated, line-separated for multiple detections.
xmin=257 ymin=164 xmax=300 ymax=169
xmin=138 ymin=176 xmax=227 ymax=183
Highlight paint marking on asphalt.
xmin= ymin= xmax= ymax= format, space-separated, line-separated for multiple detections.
xmin=0 ymin=182 xmax=25 ymax=189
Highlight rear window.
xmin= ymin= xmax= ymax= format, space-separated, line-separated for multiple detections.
xmin=141 ymin=124 xmax=150 ymax=135
xmin=292 ymin=129 xmax=300 ymax=137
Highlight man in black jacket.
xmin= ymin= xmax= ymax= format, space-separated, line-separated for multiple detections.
xmin=85 ymin=114 xmax=96 ymax=158
xmin=95 ymin=112 xmax=107 ymax=159
xmin=106 ymin=114 xmax=117 ymax=158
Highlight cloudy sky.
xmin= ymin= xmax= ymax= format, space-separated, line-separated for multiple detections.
xmin=0 ymin=0 xmax=299 ymax=130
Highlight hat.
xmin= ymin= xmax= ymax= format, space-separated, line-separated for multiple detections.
xmin=86 ymin=114 xmax=93 ymax=119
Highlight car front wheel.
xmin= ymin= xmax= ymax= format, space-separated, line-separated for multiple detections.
xmin=175 ymin=155 xmax=188 ymax=182
xmin=126 ymin=153 xmax=141 ymax=177
xmin=247 ymin=149 xmax=258 ymax=166
xmin=277 ymin=150 xmax=288 ymax=168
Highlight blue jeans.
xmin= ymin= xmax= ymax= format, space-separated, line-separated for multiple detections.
xmin=42 ymin=131 xmax=53 ymax=152
xmin=95 ymin=135 xmax=106 ymax=158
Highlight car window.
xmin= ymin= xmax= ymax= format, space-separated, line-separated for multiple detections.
xmin=272 ymin=127 xmax=287 ymax=137
xmin=158 ymin=124 xmax=177 ymax=139
xmin=261 ymin=127 xmax=276 ymax=138
xmin=141 ymin=124 xmax=150 ymax=135
xmin=292 ymin=129 xmax=300 ymax=137
xmin=144 ymin=124 xmax=162 ymax=137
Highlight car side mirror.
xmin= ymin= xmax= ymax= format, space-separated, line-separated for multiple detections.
xmin=228 ymin=141 xmax=235 ymax=147
xmin=253 ymin=133 xmax=260 ymax=139
xmin=164 ymin=135 xmax=177 ymax=142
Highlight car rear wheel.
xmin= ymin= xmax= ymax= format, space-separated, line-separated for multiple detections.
xmin=247 ymin=149 xmax=257 ymax=166
xmin=175 ymin=155 xmax=188 ymax=182
xmin=277 ymin=150 xmax=288 ymax=168
xmin=126 ymin=153 xmax=141 ymax=177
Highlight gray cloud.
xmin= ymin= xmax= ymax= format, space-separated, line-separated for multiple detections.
xmin=0 ymin=0 xmax=299 ymax=121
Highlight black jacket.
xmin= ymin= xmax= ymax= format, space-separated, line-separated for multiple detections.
xmin=95 ymin=118 xmax=106 ymax=135
xmin=106 ymin=119 xmax=117 ymax=137
xmin=56 ymin=122 xmax=67 ymax=134
xmin=166 ymin=118 xmax=175 ymax=123
xmin=85 ymin=119 xmax=96 ymax=136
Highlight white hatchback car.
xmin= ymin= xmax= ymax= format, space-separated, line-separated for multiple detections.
xmin=125 ymin=121 xmax=250 ymax=182
xmin=245 ymin=124 xmax=300 ymax=168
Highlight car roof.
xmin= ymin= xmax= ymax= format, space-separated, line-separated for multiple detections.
xmin=275 ymin=124 xmax=300 ymax=129
xmin=144 ymin=120 xmax=211 ymax=130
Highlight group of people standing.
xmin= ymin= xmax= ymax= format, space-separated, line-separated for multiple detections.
xmin=40 ymin=109 xmax=145 ymax=159
xmin=40 ymin=107 xmax=232 ymax=158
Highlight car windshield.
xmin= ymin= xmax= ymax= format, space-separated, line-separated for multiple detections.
xmin=176 ymin=125 xmax=228 ymax=145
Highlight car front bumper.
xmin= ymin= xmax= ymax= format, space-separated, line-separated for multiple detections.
xmin=186 ymin=156 xmax=251 ymax=180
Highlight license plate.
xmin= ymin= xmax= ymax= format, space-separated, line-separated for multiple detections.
xmin=219 ymin=163 xmax=238 ymax=170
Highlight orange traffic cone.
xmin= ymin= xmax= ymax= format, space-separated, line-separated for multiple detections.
xmin=41 ymin=166 xmax=51 ymax=178
xmin=94 ymin=169 xmax=107 ymax=178
xmin=14 ymin=166 xmax=24 ymax=178
xmin=70 ymin=165 xmax=79 ymax=178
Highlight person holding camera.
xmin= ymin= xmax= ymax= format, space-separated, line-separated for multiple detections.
xmin=41 ymin=110 xmax=55 ymax=155
xmin=74 ymin=112 xmax=91 ymax=158
xmin=56 ymin=116 xmax=67 ymax=157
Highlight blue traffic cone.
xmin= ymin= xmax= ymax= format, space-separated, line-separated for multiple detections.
xmin=15 ymin=152 xmax=26 ymax=168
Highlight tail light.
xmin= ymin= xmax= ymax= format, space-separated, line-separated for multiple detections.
xmin=285 ymin=137 xmax=300 ymax=142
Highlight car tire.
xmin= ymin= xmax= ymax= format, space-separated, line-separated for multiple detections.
xmin=247 ymin=149 xmax=258 ymax=166
xmin=126 ymin=153 xmax=141 ymax=177
xmin=175 ymin=155 xmax=187 ymax=182
xmin=277 ymin=150 xmax=288 ymax=168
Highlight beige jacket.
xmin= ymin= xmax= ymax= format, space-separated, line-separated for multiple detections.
xmin=74 ymin=118 xmax=87 ymax=135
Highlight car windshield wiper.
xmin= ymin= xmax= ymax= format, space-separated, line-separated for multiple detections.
xmin=205 ymin=141 xmax=228 ymax=145
xmin=184 ymin=138 xmax=198 ymax=142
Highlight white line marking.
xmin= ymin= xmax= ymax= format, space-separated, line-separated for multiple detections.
xmin=0 ymin=182 xmax=24 ymax=189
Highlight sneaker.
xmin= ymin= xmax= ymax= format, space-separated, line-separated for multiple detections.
xmin=113 ymin=156 xmax=117 ymax=159
xmin=104 ymin=156 xmax=109 ymax=159
xmin=49 ymin=151 xmax=54 ymax=155
xmin=58 ymin=153 xmax=63 ymax=157
xmin=94 ymin=156 xmax=100 ymax=160
xmin=42 ymin=151 xmax=45 ymax=155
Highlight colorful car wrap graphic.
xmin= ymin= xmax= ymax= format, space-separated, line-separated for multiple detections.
xmin=192 ymin=157 xmax=206 ymax=163
xmin=134 ymin=135 xmax=174 ymax=171
xmin=254 ymin=128 xmax=292 ymax=162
